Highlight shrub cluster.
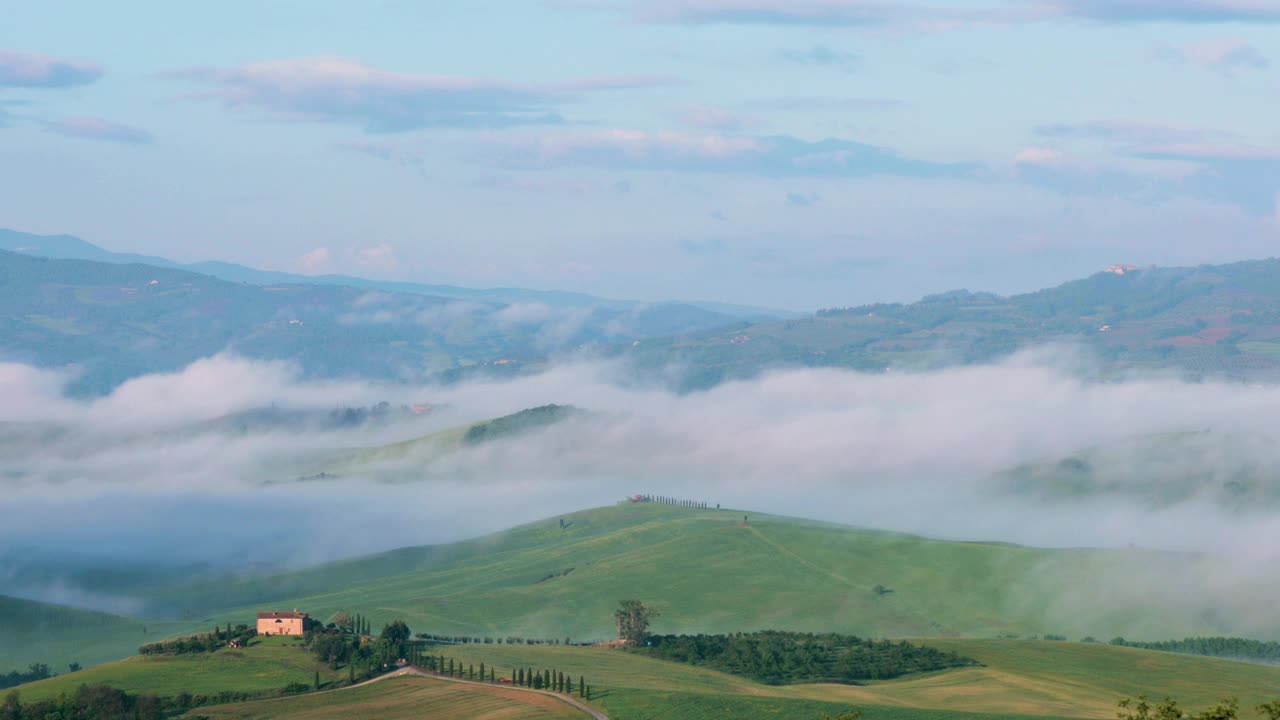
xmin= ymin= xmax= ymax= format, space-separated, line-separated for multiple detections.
xmin=0 ymin=665 xmax=54 ymax=692
xmin=138 ymin=625 xmax=256 ymax=656
xmin=636 ymin=631 xmax=978 ymax=685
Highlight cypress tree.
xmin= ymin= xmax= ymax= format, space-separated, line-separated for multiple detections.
xmin=349 ymin=664 xmax=355 ymax=684
xmin=469 ymin=664 xmax=474 ymax=680
xmin=480 ymin=662 xmax=485 ymax=681
xmin=448 ymin=658 xmax=454 ymax=676
xmin=517 ymin=668 xmax=524 ymax=686
xmin=579 ymin=676 xmax=585 ymax=697
xmin=490 ymin=667 xmax=495 ymax=682
xmin=314 ymin=670 xmax=320 ymax=691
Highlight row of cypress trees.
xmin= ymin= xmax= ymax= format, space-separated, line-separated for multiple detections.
xmin=423 ymin=656 xmax=591 ymax=699
xmin=646 ymin=495 xmax=709 ymax=509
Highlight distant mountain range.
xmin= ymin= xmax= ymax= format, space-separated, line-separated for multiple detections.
xmin=0 ymin=232 xmax=770 ymax=394
xmin=613 ymin=258 xmax=1280 ymax=388
xmin=0 ymin=229 xmax=788 ymax=318
xmin=4 ymin=227 xmax=1280 ymax=392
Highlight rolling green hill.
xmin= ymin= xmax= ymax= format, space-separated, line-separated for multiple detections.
xmin=441 ymin=638 xmax=1280 ymax=720
xmin=8 ymin=503 xmax=1278 ymax=679
xmin=13 ymin=636 xmax=342 ymax=702
xmin=0 ymin=596 xmax=196 ymax=673
xmin=143 ymin=504 xmax=1270 ymax=651
xmin=21 ymin=633 xmax=1280 ymax=720
xmin=322 ymin=404 xmax=583 ymax=477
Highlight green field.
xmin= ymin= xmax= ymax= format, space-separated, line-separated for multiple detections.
xmin=170 ymin=503 xmax=1261 ymax=646
xmin=11 ymin=603 xmax=1280 ymax=719
xmin=13 ymin=637 xmax=344 ymax=702
xmin=0 ymin=595 xmax=197 ymax=672
xmin=420 ymin=638 xmax=1280 ymax=719
xmin=188 ymin=676 xmax=591 ymax=720
xmin=7 ymin=501 xmax=1272 ymax=676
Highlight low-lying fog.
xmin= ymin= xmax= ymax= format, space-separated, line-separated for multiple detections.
xmin=4 ymin=349 xmax=1280 ymax=602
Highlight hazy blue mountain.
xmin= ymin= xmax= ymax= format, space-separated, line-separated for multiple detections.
xmin=612 ymin=259 xmax=1280 ymax=389
xmin=0 ymin=250 xmax=744 ymax=394
xmin=0 ymin=228 xmax=789 ymax=319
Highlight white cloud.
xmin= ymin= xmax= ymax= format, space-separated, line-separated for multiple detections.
xmin=300 ymin=247 xmax=333 ymax=274
xmin=355 ymin=243 xmax=399 ymax=273
xmin=1181 ymin=37 xmax=1269 ymax=72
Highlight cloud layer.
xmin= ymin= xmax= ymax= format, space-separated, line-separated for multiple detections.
xmin=175 ymin=55 xmax=670 ymax=133
xmin=495 ymin=130 xmax=974 ymax=177
xmin=0 ymin=49 xmax=102 ymax=88
xmin=43 ymin=116 xmax=153 ymax=144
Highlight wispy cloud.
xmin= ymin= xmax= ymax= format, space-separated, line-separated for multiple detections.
xmin=787 ymin=191 xmax=821 ymax=207
xmin=1046 ymin=0 xmax=1280 ymax=23
xmin=340 ymin=139 xmax=428 ymax=175
xmin=1034 ymin=120 xmax=1222 ymax=147
xmin=174 ymin=55 xmax=674 ymax=133
xmin=667 ymin=104 xmax=744 ymax=130
xmin=1014 ymin=138 xmax=1280 ymax=216
xmin=781 ymin=44 xmax=861 ymax=72
xmin=744 ymin=96 xmax=903 ymax=112
xmin=0 ymin=49 xmax=102 ymax=89
xmin=631 ymin=0 xmax=906 ymax=25
xmin=493 ymin=129 xmax=975 ymax=178
xmin=43 ymin=117 xmax=153 ymax=144
xmin=1159 ymin=37 xmax=1269 ymax=73
xmin=598 ymin=0 xmax=1280 ymax=26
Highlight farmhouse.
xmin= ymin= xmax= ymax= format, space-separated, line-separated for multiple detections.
xmin=257 ymin=610 xmax=309 ymax=636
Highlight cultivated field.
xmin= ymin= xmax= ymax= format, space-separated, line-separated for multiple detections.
xmin=187 ymin=675 xmax=591 ymax=720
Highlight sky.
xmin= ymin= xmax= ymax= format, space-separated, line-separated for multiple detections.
xmin=1 ymin=0 xmax=1278 ymax=310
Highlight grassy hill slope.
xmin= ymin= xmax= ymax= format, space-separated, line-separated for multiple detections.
xmin=323 ymin=404 xmax=582 ymax=476
xmin=16 ymin=633 xmax=1279 ymax=720
xmin=0 ymin=595 xmax=195 ymax=673
xmin=14 ymin=636 xmax=343 ymax=702
xmin=154 ymin=503 xmax=1261 ymax=645
xmin=189 ymin=676 xmax=592 ymax=720
xmin=441 ymin=639 xmax=1280 ymax=719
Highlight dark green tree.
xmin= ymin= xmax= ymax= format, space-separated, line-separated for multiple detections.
xmin=313 ymin=671 xmax=320 ymax=691
xmin=579 ymin=676 xmax=585 ymax=697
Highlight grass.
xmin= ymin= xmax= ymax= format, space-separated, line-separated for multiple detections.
xmin=12 ymin=636 xmax=343 ymax=702
xmin=433 ymin=639 xmax=1280 ymax=720
xmin=186 ymin=676 xmax=591 ymax=720
xmin=13 ymin=624 xmax=1280 ymax=719
xmin=9 ymin=503 xmax=1280 ymax=674
xmin=169 ymin=503 xmax=1245 ymax=645
xmin=0 ymin=595 xmax=196 ymax=673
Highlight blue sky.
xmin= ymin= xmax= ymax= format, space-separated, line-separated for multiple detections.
xmin=1 ymin=0 xmax=1277 ymax=310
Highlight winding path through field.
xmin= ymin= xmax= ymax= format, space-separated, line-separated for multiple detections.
xmin=358 ymin=666 xmax=609 ymax=720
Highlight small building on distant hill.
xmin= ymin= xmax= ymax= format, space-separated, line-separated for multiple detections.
xmin=257 ymin=610 xmax=309 ymax=636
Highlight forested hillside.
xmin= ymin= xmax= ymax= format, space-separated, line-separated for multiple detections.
xmin=615 ymin=260 xmax=1280 ymax=389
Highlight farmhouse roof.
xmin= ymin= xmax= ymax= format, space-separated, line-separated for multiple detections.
xmin=257 ymin=610 xmax=307 ymax=619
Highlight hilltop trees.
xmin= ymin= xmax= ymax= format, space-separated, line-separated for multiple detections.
xmin=615 ymin=600 xmax=658 ymax=645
